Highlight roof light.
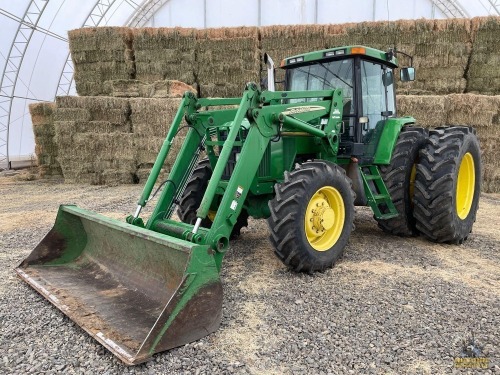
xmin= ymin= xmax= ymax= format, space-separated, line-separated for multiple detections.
xmin=296 ymin=56 xmax=304 ymax=62
xmin=351 ymin=47 xmax=366 ymax=55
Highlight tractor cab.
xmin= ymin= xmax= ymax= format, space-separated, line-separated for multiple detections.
xmin=280 ymin=46 xmax=408 ymax=162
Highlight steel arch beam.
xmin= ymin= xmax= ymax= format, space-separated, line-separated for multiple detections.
xmin=0 ymin=0 xmax=49 ymax=168
xmin=55 ymin=0 xmax=120 ymax=97
xmin=486 ymin=0 xmax=500 ymax=15
xmin=126 ymin=0 xmax=170 ymax=27
xmin=431 ymin=0 xmax=470 ymax=18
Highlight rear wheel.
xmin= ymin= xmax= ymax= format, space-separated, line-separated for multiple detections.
xmin=376 ymin=126 xmax=428 ymax=236
xmin=413 ymin=126 xmax=481 ymax=244
xmin=178 ymin=159 xmax=248 ymax=239
xmin=267 ymin=161 xmax=355 ymax=272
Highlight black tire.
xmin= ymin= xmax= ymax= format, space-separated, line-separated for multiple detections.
xmin=267 ymin=161 xmax=355 ymax=273
xmin=177 ymin=159 xmax=248 ymax=239
xmin=376 ymin=126 xmax=428 ymax=236
xmin=413 ymin=126 xmax=481 ymax=244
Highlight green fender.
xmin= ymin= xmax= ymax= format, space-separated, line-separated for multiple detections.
xmin=373 ymin=116 xmax=416 ymax=165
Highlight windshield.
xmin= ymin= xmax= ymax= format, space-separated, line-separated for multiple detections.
xmin=286 ymin=59 xmax=354 ymax=113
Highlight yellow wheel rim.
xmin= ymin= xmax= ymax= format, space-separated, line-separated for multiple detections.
xmin=207 ymin=210 xmax=217 ymax=222
xmin=304 ymin=186 xmax=345 ymax=251
xmin=456 ymin=152 xmax=475 ymax=220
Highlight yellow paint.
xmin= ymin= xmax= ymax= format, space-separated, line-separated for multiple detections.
xmin=456 ymin=152 xmax=475 ymax=220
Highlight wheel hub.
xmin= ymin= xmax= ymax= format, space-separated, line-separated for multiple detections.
xmin=310 ymin=201 xmax=335 ymax=233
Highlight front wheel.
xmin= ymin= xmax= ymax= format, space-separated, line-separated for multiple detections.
xmin=267 ymin=161 xmax=355 ymax=273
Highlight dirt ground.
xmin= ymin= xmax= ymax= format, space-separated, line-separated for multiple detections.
xmin=0 ymin=174 xmax=498 ymax=374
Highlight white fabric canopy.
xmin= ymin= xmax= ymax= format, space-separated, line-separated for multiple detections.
xmin=0 ymin=0 xmax=498 ymax=166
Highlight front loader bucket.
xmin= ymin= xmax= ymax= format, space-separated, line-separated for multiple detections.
xmin=15 ymin=205 xmax=222 ymax=365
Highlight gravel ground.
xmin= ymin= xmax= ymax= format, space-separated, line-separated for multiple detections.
xmin=0 ymin=174 xmax=499 ymax=374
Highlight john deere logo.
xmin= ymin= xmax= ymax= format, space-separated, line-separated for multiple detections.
xmin=282 ymin=106 xmax=324 ymax=115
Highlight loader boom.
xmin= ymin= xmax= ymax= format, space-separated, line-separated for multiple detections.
xmin=127 ymin=83 xmax=344 ymax=270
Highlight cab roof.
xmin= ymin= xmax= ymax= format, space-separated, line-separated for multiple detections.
xmin=281 ymin=45 xmax=398 ymax=69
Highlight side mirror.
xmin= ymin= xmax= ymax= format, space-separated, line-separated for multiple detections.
xmin=400 ymin=67 xmax=415 ymax=82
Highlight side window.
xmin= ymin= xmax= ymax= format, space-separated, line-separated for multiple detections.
xmin=360 ymin=61 xmax=395 ymax=130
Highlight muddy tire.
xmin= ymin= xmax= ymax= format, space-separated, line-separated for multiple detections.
xmin=267 ymin=161 xmax=355 ymax=273
xmin=178 ymin=159 xmax=248 ymax=239
xmin=413 ymin=127 xmax=481 ymax=244
xmin=376 ymin=126 xmax=428 ymax=236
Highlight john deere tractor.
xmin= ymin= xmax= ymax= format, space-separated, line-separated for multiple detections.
xmin=17 ymin=46 xmax=481 ymax=364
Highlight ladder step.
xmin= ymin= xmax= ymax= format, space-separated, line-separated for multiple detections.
xmin=372 ymin=194 xmax=389 ymax=201
xmin=376 ymin=212 xmax=399 ymax=220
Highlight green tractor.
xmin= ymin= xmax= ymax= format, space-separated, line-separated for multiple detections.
xmin=16 ymin=45 xmax=481 ymax=364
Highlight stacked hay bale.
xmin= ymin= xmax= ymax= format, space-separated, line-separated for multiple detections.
xmin=324 ymin=21 xmax=395 ymax=52
xmin=397 ymin=94 xmax=500 ymax=193
xmin=69 ymin=27 xmax=134 ymax=96
xmin=109 ymin=79 xmax=195 ymax=98
xmin=29 ymin=102 xmax=62 ymax=178
xmin=394 ymin=18 xmax=471 ymax=95
xmin=260 ymin=25 xmax=327 ymax=86
xmin=133 ymin=28 xmax=196 ymax=87
xmin=129 ymin=98 xmax=184 ymax=181
xmin=396 ymin=95 xmax=447 ymax=127
xmin=196 ymin=27 xmax=260 ymax=97
xmin=446 ymin=94 xmax=500 ymax=193
xmin=468 ymin=17 xmax=500 ymax=95
xmin=53 ymin=96 xmax=135 ymax=185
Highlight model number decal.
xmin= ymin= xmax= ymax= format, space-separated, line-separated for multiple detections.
xmin=282 ymin=105 xmax=325 ymax=115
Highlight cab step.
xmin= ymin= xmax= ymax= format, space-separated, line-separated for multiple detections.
xmin=359 ymin=165 xmax=399 ymax=220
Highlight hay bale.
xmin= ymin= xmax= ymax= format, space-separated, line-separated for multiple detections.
xmin=396 ymin=95 xmax=447 ymax=127
xmin=195 ymin=27 xmax=260 ymax=98
xmin=261 ymin=25 xmax=327 ymax=87
xmin=394 ymin=18 xmax=471 ymax=95
xmin=29 ymin=102 xmax=63 ymax=178
xmin=110 ymin=80 xmax=196 ymax=98
xmin=133 ymin=28 xmax=196 ymax=84
xmin=468 ymin=17 xmax=500 ymax=95
xmin=129 ymin=98 xmax=182 ymax=137
xmin=446 ymin=94 xmax=500 ymax=192
xmin=54 ymin=96 xmax=135 ymax=185
xmin=55 ymin=96 xmax=131 ymax=127
xmin=69 ymin=27 xmax=134 ymax=96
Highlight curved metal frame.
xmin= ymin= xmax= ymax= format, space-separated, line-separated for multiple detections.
xmin=486 ymin=0 xmax=500 ymax=15
xmin=55 ymin=0 xmax=120 ymax=97
xmin=431 ymin=0 xmax=470 ymax=17
xmin=125 ymin=0 xmax=170 ymax=27
xmin=0 ymin=0 xmax=49 ymax=168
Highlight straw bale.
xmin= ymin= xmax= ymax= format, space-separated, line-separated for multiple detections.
xmin=69 ymin=27 xmax=135 ymax=96
xmin=468 ymin=17 xmax=500 ymax=94
xmin=133 ymin=28 xmax=196 ymax=84
xmin=325 ymin=21 xmax=395 ymax=51
xmin=446 ymin=94 xmax=500 ymax=128
xmin=396 ymin=95 xmax=447 ymax=127
xmin=261 ymin=25 xmax=327 ymax=85
xmin=29 ymin=102 xmax=63 ymax=178
xmin=68 ymin=27 xmax=133 ymax=52
xmin=129 ymin=98 xmax=182 ymax=137
xmin=195 ymin=27 xmax=260 ymax=97
xmin=134 ymin=135 xmax=184 ymax=171
xmin=392 ymin=18 xmax=471 ymax=95
xmin=110 ymin=80 xmax=196 ymax=98
xmin=55 ymin=96 xmax=131 ymax=125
